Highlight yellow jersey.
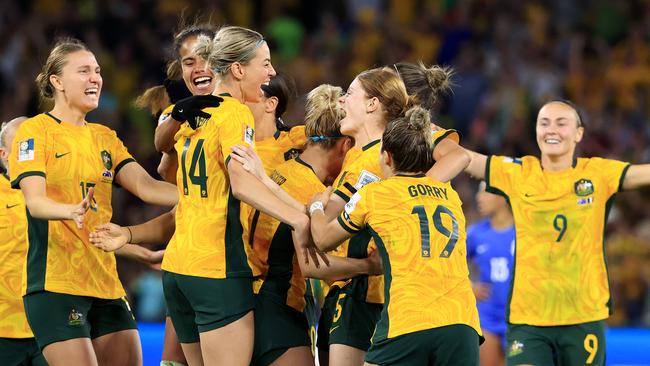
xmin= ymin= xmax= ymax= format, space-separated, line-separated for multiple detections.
xmin=162 ymin=96 xmax=256 ymax=279
xmin=9 ymin=113 xmax=135 ymax=299
xmin=338 ymin=174 xmax=481 ymax=341
xmin=486 ymin=155 xmax=630 ymax=325
xmin=0 ymin=174 xmax=32 ymax=338
xmin=250 ymin=157 xmax=324 ymax=311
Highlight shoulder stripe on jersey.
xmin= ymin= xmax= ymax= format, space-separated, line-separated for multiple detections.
xmin=433 ymin=129 xmax=462 ymax=147
xmin=618 ymin=164 xmax=631 ymax=192
xmin=333 ymin=189 xmax=350 ymax=202
xmin=114 ymin=158 xmax=136 ymax=177
xmin=337 ymin=215 xmax=361 ymax=234
xmin=11 ymin=171 xmax=46 ymax=189
xmin=343 ymin=182 xmax=357 ymax=195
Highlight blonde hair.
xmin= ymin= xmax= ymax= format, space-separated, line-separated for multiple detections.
xmin=304 ymin=84 xmax=345 ymax=149
xmin=357 ymin=68 xmax=412 ymax=124
xmin=35 ymin=38 xmax=90 ymax=100
xmin=382 ymin=106 xmax=434 ymax=173
xmin=393 ymin=62 xmax=453 ymax=116
xmin=193 ymin=26 xmax=265 ymax=76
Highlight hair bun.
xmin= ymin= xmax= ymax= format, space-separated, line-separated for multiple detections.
xmin=422 ymin=63 xmax=453 ymax=95
xmin=405 ymin=106 xmax=430 ymax=131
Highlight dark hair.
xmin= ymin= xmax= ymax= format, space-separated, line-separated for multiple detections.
xmin=381 ymin=106 xmax=434 ymax=173
xmin=261 ymin=73 xmax=296 ymax=131
xmin=544 ymin=99 xmax=586 ymax=128
xmin=393 ymin=62 xmax=453 ymax=117
xmin=36 ymin=37 xmax=91 ymax=100
xmin=135 ymin=24 xmax=216 ymax=115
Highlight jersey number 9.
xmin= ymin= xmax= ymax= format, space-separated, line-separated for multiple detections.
xmin=411 ymin=205 xmax=459 ymax=258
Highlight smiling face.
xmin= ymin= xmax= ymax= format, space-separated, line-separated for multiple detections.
xmin=239 ymin=42 xmax=276 ymax=103
xmin=339 ymin=77 xmax=369 ymax=136
xmin=52 ymin=50 xmax=102 ymax=113
xmin=180 ymin=36 xmax=217 ymax=96
xmin=536 ymin=102 xmax=584 ymax=160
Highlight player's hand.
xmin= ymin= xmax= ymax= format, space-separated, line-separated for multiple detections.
xmin=309 ymin=186 xmax=333 ymax=213
xmin=230 ymin=145 xmax=265 ymax=181
xmin=70 ymin=187 xmax=94 ymax=229
xmin=171 ymin=95 xmax=223 ymax=129
xmin=472 ymin=282 xmax=491 ymax=301
xmin=367 ymin=249 xmax=383 ymax=275
xmin=292 ymin=218 xmax=329 ymax=269
xmin=163 ymin=78 xmax=192 ymax=104
xmin=89 ymin=223 xmax=129 ymax=252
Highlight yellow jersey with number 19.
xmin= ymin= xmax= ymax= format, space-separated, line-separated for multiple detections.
xmin=0 ymin=174 xmax=32 ymax=338
xmin=338 ymin=174 xmax=481 ymax=341
xmin=162 ymin=96 xmax=256 ymax=279
xmin=9 ymin=113 xmax=135 ymax=299
xmin=486 ymin=155 xmax=630 ymax=325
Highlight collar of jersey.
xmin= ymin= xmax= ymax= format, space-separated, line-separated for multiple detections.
xmin=294 ymin=156 xmax=316 ymax=174
xmin=362 ymin=139 xmax=381 ymax=151
xmin=45 ymin=112 xmax=87 ymax=126
xmin=394 ymin=173 xmax=426 ymax=178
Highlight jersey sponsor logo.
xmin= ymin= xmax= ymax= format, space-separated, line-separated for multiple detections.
xmin=244 ymin=125 xmax=254 ymax=145
xmin=101 ymin=150 xmax=113 ymax=170
xmin=55 ymin=152 xmax=70 ymax=158
xmin=68 ymin=308 xmax=85 ymax=326
xmin=503 ymin=156 xmax=522 ymax=165
xmin=355 ymin=170 xmax=379 ymax=190
xmin=574 ymin=179 xmax=594 ymax=196
xmin=507 ymin=340 xmax=524 ymax=357
xmin=18 ymin=138 xmax=35 ymax=161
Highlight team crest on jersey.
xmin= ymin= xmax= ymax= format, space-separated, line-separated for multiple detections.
xmin=574 ymin=179 xmax=594 ymax=196
xmin=100 ymin=150 xmax=113 ymax=170
xmin=244 ymin=125 xmax=255 ymax=145
xmin=18 ymin=138 xmax=35 ymax=161
xmin=355 ymin=170 xmax=380 ymax=190
xmin=68 ymin=308 xmax=85 ymax=326
xmin=284 ymin=148 xmax=302 ymax=161
xmin=507 ymin=340 xmax=524 ymax=357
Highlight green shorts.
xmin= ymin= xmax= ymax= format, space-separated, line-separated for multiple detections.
xmin=162 ymin=271 xmax=254 ymax=344
xmin=506 ymin=321 xmax=605 ymax=366
xmin=251 ymin=293 xmax=311 ymax=366
xmin=316 ymin=285 xmax=382 ymax=352
xmin=22 ymin=290 xmax=137 ymax=351
xmin=0 ymin=337 xmax=48 ymax=366
xmin=366 ymin=325 xmax=480 ymax=366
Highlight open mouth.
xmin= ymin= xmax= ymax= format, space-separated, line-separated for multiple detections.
xmin=85 ymin=87 xmax=99 ymax=96
xmin=544 ymin=138 xmax=560 ymax=144
xmin=193 ymin=76 xmax=212 ymax=89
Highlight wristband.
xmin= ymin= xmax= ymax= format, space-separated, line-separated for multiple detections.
xmin=309 ymin=201 xmax=325 ymax=216
xmin=126 ymin=226 xmax=133 ymax=243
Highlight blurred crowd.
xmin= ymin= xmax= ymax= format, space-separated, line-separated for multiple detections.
xmin=1 ymin=0 xmax=649 ymax=326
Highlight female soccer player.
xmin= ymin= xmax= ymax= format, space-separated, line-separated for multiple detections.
xmin=0 ymin=117 xmax=47 ymax=366
xmin=466 ymin=181 xmax=515 ymax=366
xmin=9 ymin=38 xmax=178 ymax=366
xmin=462 ymin=100 xmax=650 ymax=365
xmin=314 ymin=65 xmax=466 ymax=366
xmin=310 ymin=106 xmax=482 ymax=366
xmin=159 ymin=26 xmax=311 ymax=366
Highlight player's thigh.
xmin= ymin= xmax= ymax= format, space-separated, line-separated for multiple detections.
xmin=162 ymin=316 xmax=187 ymax=364
xmin=505 ymin=324 xmax=554 ymax=366
xmin=199 ymin=310 xmax=254 ymax=366
xmin=557 ymin=321 xmax=605 ymax=366
xmin=92 ymin=329 xmax=141 ymax=366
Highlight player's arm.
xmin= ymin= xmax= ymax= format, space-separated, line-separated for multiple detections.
xmin=294 ymin=244 xmax=382 ymax=282
xmin=19 ymin=176 xmax=94 ymax=229
xmin=116 ymin=245 xmax=165 ymax=268
xmin=157 ymin=151 xmax=178 ymax=184
xmin=463 ymin=149 xmax=488 ymax=180
xmin=427 ymin=138 xmax=471 ymax=182
xmin=621 ymin=164 xmax=650 ymax=190
xmin=115 ymin=162 xmax=179 ymax=206
xmin=90 ymin=207 xmax=176 ymax=252
xmin=154 ymin=114 xmax=181 ymax=153
xmin=309 ymin=188 xmax=356 ymax=252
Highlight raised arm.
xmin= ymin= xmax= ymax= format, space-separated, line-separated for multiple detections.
xmin=115 ymin=162 xmax=178 ymax=206
xmin=427 ymin=138 xmax=471 ymax=182
xmin=622 ymin=164 xmax=650 ymax=190
xmin=464 ymin=149 xmax=488 ymax=180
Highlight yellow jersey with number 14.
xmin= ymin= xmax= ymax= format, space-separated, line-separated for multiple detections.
xmin=338 ymin=174 xmax=481 ymax=341
xmin=486 ymin=155 xmax=630 ymax=325
xmin=163 ymin=96 xmax=256 ymax=279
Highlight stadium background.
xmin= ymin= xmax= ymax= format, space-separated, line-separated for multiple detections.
xmin=1 ymin=0 xmax=649 ymax=364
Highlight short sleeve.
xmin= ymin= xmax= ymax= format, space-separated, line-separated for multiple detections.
xmin=220 ymin=106 xmax=255 ymax=166
xmin=288 ymin=125 xmax=307 ymax=149
xmin=111 ymin=131 xmax=136 ymax=176
xmin=485 ymin=155 xmax=523 ymax=197
xmin=9 ymin=118 xmax=47 ymax=189
xmin=432 ymin=128 xmax=461 ymax=146
xmin=592 ymin=157 xmax=630 ymax=195
xmin=337 ymin=191 xmax=369 ymax=234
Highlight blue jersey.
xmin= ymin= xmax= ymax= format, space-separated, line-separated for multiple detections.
xmin=466 ymin=219 xmax=514 ymax=334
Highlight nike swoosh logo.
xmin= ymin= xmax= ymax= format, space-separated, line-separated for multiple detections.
xmin=6 ymin=204 xmax=19 ymax=209
xmin=524 ymin=193 xmax=535 ymax=197
xmin=329 ymin=326 xmax=339 ymax=334
xmin=55 ymin=152 xmax=70 ymax=158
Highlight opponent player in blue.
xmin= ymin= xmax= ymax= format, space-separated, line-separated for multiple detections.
xmin=466 ymin=181 xmax=515 ymax=366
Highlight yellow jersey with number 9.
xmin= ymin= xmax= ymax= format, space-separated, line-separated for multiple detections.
xmin=162 ymin=96 xmax=256 ymax=279
xmin=9 ymin=113 xmax=135 ymax=299
xmin=486 ymin=155 xmax=630 ymax=325
xmin=338 ymin=174 xmax=481 ymax=341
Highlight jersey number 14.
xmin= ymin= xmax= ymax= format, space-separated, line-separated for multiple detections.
xmin=181 ymin=138 xmax=208 ymax=198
